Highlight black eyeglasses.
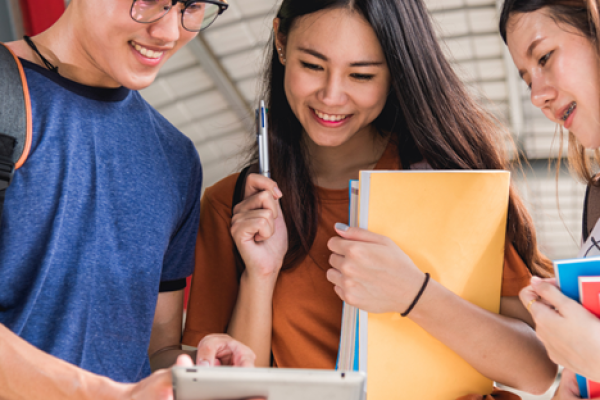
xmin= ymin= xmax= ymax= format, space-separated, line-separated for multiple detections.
xmin=131 ymin=0 xmax=228 ymax=32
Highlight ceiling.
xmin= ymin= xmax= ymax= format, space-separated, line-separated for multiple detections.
xmin=140 ymin=0 xmax=586 ymax=260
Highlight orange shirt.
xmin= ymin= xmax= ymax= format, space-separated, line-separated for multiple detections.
xmin=183 ymin=143 xmax=531 ymax=399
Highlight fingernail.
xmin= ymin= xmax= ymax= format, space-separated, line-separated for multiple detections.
xmin=531 ymin=276 xmax=542 ymax=285
xmin=274 ymin=186 xmax=283 ymax=198
xmin=198 ymin=360 xmax=210 ymax=367
xmin=335 ymin=223 xmax=349 ymax=232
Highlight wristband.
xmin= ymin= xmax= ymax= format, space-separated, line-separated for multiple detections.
xmin=401 ymin=272 xmax=430 ymax=317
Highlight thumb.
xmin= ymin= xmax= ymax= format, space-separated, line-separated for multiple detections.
xmin=531 ymin=277 xmax=578 ymax=316
xmin=334 ymin=223 xmax=383 ymax=243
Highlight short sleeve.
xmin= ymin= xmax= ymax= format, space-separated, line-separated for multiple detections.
xmin=182 ymin=174 xmax=241 ymax=347
xmin=500 ymin=243 xmax=532 ymax=297
xmin=160 ymin=153 xmax=202 ymax=283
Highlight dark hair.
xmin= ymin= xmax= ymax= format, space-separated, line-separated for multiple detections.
xmin=499 ymin=0 xmax=593 ymax=44
xmin=251 ymin=0 xmax=552 ymax=276
xmin=500 ymin=0 xmax=600 ymax=185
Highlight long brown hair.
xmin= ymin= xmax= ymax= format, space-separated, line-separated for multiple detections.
xmin=252 ymin=0 xmax=552 ymax=276
xmin=500 ymin=0 xmax=600 ymax=185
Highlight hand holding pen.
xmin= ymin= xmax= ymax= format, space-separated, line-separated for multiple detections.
xmin=229 ymin=100 xmax=288 ymax=279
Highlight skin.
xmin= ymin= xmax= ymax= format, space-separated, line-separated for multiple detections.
xmin=506 ymin=10 xmax=600 ymax=148
xmin=229 ymin=7 xmax=558 ymax=394
xmin=0 ymin=323 xmax=254 ymax=400
xmin=2 ymin=0 xmax=258 ymax=399
xmin=6 ymin=0 xmax=198 ymax=89
xmin=505 ymin=9 xmax=600 ymax=398
xmin=552 ymin=369 xmax=600 ymax=400
xmin=521 ymin=278 xmax=600 ymax=383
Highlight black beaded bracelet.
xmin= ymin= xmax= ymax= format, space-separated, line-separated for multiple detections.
xmin=400 ymin=272 xmax=430 ymax=317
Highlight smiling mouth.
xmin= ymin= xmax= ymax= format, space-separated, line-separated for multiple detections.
xmin=129 ymin=41 xmax=164 ymax=59
xmin=562 ymin=101 xmax=576 ymax=121
xmin=313 ymin=108 xmax=351 ymax=122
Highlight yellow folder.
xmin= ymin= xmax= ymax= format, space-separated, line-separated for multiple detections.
xmin=358 ymin=170 xmax=510 ymax=400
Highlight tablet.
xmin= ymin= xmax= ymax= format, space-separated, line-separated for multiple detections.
xmin=172 ymin=366 xmax=366 ymax=400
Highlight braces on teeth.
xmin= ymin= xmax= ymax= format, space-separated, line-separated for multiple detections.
xmin=563 ymin=102 xmax=576 ymax=121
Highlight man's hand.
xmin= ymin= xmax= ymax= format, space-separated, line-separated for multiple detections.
xmin=196 ymin=334 xmax=256 ymax=367
xmin=124 ymin=355 xmax=194 ymax=400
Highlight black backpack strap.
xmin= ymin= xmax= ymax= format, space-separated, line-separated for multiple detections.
xmin=583 ymin=175 xmax=600 ymax=242
xmin=0 ymin=42 xmax=32 ymax=222
xmin=231 ymin=163 xmax=260 ymax=280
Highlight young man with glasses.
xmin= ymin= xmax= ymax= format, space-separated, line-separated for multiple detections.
xmin=0 ymin=0 xmax=254 ymax=398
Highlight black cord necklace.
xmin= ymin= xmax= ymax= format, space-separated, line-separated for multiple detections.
xmin=23 ymin=36 xmax=59 ymax=74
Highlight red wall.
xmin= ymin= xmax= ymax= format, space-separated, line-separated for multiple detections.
xmin=19 ymin=0 xmax=65 ymax=36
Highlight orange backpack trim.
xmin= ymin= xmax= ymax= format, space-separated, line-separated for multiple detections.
xmin=0 ymin=42 xmax=32 ymax=170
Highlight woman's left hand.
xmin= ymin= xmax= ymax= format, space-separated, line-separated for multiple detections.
xmin=326 ymin=223 xmax=425 ymax=314
xmin=551 ymin=369 xmax=596 ymax=400
xmin=521 ymin=277 xmax=600 ymax=382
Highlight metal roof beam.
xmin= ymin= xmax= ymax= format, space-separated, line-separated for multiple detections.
xmin=187 ymin=35 xmax=253 ymax=131
xmin=429 ymin=3 xmax=496 ymax=15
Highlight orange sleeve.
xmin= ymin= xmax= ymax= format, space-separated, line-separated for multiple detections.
xmin=182 ymin=175 xmax=240 ymax=347
xmin=500 ymin=243 xmax=532 ymax=297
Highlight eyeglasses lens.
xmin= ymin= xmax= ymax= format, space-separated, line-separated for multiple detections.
xmin=183 ymin=3 xmax=220 ymax=31
xmin=131 ymin=0 xmax=171 ymax=23
xmin=132 ymin=0 xmax=222 ymax=31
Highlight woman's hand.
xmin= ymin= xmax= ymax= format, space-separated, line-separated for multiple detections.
xmin=227 ymin=174 xmax=287 ymax=366
xmin=326 ymin=225 xmax=556 ymax=393
xmin=231 ymin=173 xmax=288 ymax=282
xmin=326 ymin=223 xmax=425 ymax=314
xmin=551 ymin=369 xmax=600 ymax=400
xmin=521 ymin=277 xmax=600 ymax=382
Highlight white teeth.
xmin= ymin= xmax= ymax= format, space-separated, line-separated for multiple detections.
xmin=131 ymin=41 xmax=163 ymax=59
xmin=314 ymin=109 xmax=348 ymax=122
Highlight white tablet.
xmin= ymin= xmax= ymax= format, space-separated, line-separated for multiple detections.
xmin=172 ymin=366 xmax=366 ymax=400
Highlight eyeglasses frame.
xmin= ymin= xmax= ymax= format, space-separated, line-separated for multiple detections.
xmin=130 ymin=0 xmax=229 ymax=32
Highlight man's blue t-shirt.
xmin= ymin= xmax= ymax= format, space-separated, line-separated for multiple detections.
xmin=0 ymin=60 xmax=202 ymax=383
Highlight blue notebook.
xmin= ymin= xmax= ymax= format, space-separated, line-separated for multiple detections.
xmin=336 ymin=180 xmax=361 ymax=372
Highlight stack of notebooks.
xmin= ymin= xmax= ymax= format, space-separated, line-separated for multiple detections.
xmin=336 ymin=170 xmax=511 ymax=400
xmin=554 ymin=257 xmax=600 ymax=398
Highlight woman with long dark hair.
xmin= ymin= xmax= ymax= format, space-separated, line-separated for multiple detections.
xmin=500 ymin=0 xmax=600 ymax=398
xmin=184 ymin=0 xmax=557 ymax=397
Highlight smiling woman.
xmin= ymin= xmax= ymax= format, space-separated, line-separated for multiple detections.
xmin=499 ymin=1 xmax=600 ymax=398
xmin=183 ymin=0 xmax=558 ymax=399
xmin=500 ymin=0 xmax=600 ymax=180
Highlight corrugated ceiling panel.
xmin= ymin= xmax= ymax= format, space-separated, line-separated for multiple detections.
xmin=220 ymin=48 xmax=264 ymax=81
xmin=425 ymin=0 xmax=466 ymax=11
